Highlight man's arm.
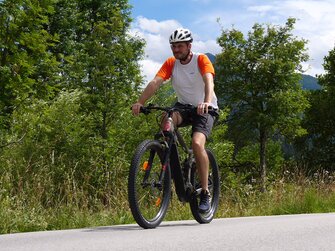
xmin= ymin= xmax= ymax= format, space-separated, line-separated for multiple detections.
xmin=132 ymin=76 xmax=164 ymax=115
xmin=203 ymin=73 xmax=214 ymax=103
xmin=197 ymin=72 xmax=215 ymax=114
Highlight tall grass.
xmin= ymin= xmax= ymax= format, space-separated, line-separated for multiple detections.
xmin=1 ymin=173 xmax=335 ymax=234
xmin=217 ymin=173 xmax=335 ymax=218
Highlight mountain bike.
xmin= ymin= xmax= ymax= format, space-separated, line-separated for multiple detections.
xmin=128 ymin=104 xmax=220 ymax=229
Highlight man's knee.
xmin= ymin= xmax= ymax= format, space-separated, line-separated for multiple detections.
xmin=192 ymin=132 xmax=206 ymax=152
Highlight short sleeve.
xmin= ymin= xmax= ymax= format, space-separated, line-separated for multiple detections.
xmin=156 ymin=57 xmax=176 ymax=80
xmin=198 ymin=54 xmax=215 ymax=76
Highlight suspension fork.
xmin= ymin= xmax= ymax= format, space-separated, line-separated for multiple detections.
xmin=142 ymin=136 xmax=173 ymax=189
xmin=142 ymin=149 xmax=156 ymax=184
xmin=147 ymin=111 xmax=175 ymax=189
xmin=157 ymin=136 xmax=174 ymax=188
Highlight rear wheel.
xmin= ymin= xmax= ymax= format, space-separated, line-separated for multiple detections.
xmin=128 ymin=140 xmax=171 ymax=229
xmin=189 ymin=149 xmax=219 ymax=224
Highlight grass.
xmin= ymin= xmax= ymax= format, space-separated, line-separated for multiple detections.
xmin=217 ymin=181 xmax=335 ymax=218
xmin=0 ymin=198 xmax=134 ymax=234
xmin=1 ymin=179 xmax=335 ymax=234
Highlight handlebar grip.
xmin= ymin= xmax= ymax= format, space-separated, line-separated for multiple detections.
xmin=140 ymin=106 xmax=151 ymax=115
xmin=207 ymin=106 xmax=219 ymax=117
xmin=130 ymin=106 xmax=150 ymax=114
xmin=130 ymin=106 xmax=150 ymax=115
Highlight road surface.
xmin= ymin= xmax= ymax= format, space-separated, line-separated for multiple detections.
xmin=1 ymin=213 xmax=335 ymax=251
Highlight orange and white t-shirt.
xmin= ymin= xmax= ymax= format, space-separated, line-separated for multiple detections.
xmin=156 ymin=53 xmax=218 ymax=109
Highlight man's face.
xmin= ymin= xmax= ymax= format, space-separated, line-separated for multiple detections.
xmin=170 ymin=42 xmax=191 ymax=60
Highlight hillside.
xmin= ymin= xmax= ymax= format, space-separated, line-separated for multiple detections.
xmin=301 ymin=74 xmax=320 ymax=90
xmin=205 ymin=53 xmax=320 ymax=90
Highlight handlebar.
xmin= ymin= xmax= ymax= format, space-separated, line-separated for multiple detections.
xmin=139 ymin=104 xmax=218 ymax=117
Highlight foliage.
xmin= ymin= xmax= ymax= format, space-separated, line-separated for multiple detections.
xmin=0 ymin=0 xmax=147 ymax=233
xmin=207 ymin=108 xmax=234 ymax=167
xmin=295 ymin=47 xmax=335 ymax=172
xmin=48 ymin=0 xmax=145 ymax=139
xmin=0 ymin=0 xmax=60 ymax=129
xmin=1 ymin=91 xmax=95 ymax=206
xmin=215 ymin=18 xmax=309 ymax=188
xmin=235 ymin=140 xmax=284 ymax=179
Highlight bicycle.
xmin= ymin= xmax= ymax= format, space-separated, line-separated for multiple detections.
xmin=128 ymin=104 xmax=220 ymax=229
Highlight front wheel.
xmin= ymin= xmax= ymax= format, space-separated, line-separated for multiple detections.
xmin=128 ymin=140 xmax=171 ymax=229
xmin=189 ymin=149 xmax=220 ymax=224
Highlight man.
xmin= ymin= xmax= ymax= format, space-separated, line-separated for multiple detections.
xmin=132 ymin=28 xmax=218 ymax=213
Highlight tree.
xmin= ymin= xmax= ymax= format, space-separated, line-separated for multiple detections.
xmin=48 ymin=0 xmax=145 ymax=140
xmin=0 ymin=0 xmax=59 ymax=130
xmin=0 ymin=0 xmax=146 ymax=210
xmin=298 ymin=47 xmax=335 ymax=171
xmin=215 ymin=18 xmax=309 ymax=189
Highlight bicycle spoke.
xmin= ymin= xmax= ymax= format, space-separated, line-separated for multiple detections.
xmin=129 ymin=140 xmax=171 ymax=228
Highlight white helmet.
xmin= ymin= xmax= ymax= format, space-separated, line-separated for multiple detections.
xmin=169 ymin=28 xmax=193 ymax=44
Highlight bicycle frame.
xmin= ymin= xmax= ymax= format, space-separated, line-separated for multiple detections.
xmin=169 ymin=129 xmax=195 ymax=202
xmin=150 ymin=107 xmax=197 ymax=203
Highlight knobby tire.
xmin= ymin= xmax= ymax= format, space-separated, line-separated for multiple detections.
xmin=128 ymin=139 xmax=171 ymax=229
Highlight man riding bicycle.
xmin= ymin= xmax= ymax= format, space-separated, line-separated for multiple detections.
xmin=132 ymin=28 xmax=218 ymax=213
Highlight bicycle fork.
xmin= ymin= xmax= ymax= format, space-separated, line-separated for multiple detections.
xmin=141 ymin=139 xmax=172 ymax=190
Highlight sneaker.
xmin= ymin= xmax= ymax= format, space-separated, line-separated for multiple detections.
xmin=198 ymin=190 xmax=211 ymax=213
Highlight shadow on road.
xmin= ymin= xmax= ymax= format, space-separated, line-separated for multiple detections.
xmin=83 ymin=221 xmax=198 ymax=232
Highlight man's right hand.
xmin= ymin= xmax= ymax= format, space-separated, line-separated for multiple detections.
xmin=132 ymin=102 xmax=143 ymax=116
xmin=131 ymin=76 xmax=164 ymax=116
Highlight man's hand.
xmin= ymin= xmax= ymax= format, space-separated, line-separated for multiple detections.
xmin=132 ymin=102 xmax=143 ymax=116
xmin=197 ymin=102 xmax=211 ymax=115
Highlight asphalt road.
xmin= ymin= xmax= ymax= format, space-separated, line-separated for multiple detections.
xmin=1 ymin=213 xmax=335 ymax=251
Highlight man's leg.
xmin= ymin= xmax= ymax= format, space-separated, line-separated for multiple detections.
xmin=160 ymin=112 xmax=183 ymax=129
xmin=192 ymin=132 xmax=209 ymax=191
xmin=192 ymin=131 xmax=212 ymax=212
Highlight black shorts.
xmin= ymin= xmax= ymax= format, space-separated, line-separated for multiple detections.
xmin=174 ymin=102 xmax=218 ymax=139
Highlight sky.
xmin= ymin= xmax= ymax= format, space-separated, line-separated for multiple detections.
xmin=128 ymin=0 xmax=335 ymax=82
